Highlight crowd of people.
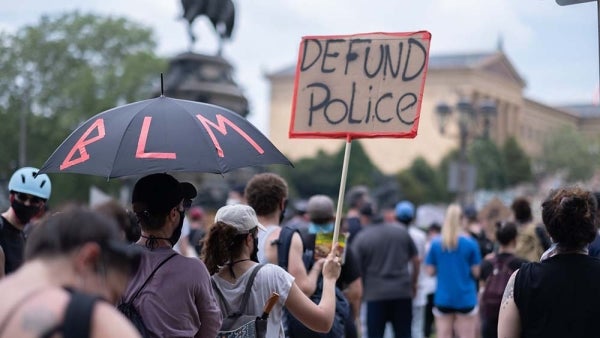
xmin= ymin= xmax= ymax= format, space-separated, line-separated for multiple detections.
xmin=1 ymin=166 xmax=600 ymax=338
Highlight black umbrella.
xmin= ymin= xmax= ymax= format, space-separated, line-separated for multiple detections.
xmin=38 ymin=95 xmax=292 ymax=178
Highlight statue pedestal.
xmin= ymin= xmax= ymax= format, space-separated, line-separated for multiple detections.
xmin=160 ymin=52 xmax=249 ymax=117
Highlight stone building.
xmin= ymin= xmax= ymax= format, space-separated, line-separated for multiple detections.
xmin=266 ymin=48 xmax=599 ymax=175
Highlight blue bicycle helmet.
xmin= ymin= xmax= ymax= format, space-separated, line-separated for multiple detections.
xmin=8 ymin=167 xmax=52 ymax=200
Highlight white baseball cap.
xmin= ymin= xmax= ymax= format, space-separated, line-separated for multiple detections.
xmin=215 ymin=204 xmax=266 ymax=233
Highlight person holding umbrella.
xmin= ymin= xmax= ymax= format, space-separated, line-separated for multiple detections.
xmin=120 ymin=173 xmax=222 ymax=338
xmin=0 ymin=167 xmax=51 ymax=276
xmin=203 ymin=204 xmax=342 ymax=337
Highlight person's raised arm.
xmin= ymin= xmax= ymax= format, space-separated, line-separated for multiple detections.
xmin=284 ymin=252 xmax=342 ymax=333
xmin=287 ymin=232 xmax=321 ymax=296
xmin=497 ymin=270 xmax=521 ymax=338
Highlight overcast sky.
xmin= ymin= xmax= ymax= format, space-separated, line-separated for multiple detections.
xmin=1 ymin=1 xmax=598 ymax=132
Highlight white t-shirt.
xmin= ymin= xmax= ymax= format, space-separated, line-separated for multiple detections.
xmin=212 ymin=263 xmax=295 ymax=338
xmin=408 ymin=226 xmax=428 ymax=306
xmin=258 ymin=224 xmax=279 ymax=264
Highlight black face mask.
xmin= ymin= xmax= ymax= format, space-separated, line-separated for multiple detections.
xmin=11 ymin=200 xmax=40 ymax=225
xmin=169 ymin=210 xmax=185 ymax=246
xmin=250 ymin=236 xmax=259 ymax=263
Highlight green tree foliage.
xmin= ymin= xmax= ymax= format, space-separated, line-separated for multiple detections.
xmin=397 ymin=156 xmax=449 ymax=205
xmin=537 ymin=125 xmax=597 ymax=181
xmin=0 ymin=12 xmax=166 ymax=205
xmin=468 ymin=138 xmax=507 ymax=190
xmin=501 ymin=136 xmax=532 ymax=185
xmin=281 ymin=141 xmax=383 ymax=200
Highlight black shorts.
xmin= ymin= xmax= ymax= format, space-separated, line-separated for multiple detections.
xmin=435 ymin=306 xmax=476 ymax=314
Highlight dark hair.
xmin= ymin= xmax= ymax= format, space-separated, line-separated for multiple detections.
xmin=428 ymin=222 xmax=441 ymax=233
xmin=94 ymin=200 xmax=140 ymax=243
xmin=25 ymin=204 xmax=140 ymax=276
xmin=542 ymin=187 xmax=597 ymax=249
xmin=231 ymin=184 xmax=246 ymax=196
xmin=346 ymin=186 xmax=369 ymax=209
xmin=360 ymin=202 xmax=375 ymax=217
xmin=202 ymin=221 xmax=255 ymax=274
xmin=495 ymin=221 xmax=518 ymax=246
xmin=245 ymin=173 xmax=288 ymax=216
xmin=463 ymin=205 xmax=478 ymax=222
xmin=511 ymin=197 xmax=532 ymax=223
xmin=125 ymin=209 xmax=142 ymax=243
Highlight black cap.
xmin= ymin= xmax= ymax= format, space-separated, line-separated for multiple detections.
xmin=132 ymin=173 xmax=197 ymax=214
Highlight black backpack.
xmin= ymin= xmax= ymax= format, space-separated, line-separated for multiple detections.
xmin=276 ymin=224 xmax=349 ymax=338
xmin=117 ymin=253 xmax=177 ymax=338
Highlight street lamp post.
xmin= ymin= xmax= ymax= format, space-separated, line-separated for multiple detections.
xmin=435 ymin=98 xmax=497 ymax=206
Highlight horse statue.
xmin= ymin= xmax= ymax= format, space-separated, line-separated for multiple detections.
xmin=181 ymin=0 xmax=235 ymax=53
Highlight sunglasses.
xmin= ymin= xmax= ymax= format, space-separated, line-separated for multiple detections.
xmin=14 ymin=192 xmax=44 ymax=205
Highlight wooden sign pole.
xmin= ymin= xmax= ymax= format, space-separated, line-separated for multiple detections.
xmin=332 ymin=136 xmax=352 ymax=250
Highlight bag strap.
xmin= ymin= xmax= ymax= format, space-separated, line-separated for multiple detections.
xmin=62 ymin=291 xmax=100 ymax=338
xmin=127 ymin=253 xmax=177 ymax=303
xmin=211 ymin=264 xmax=265 ymax=317
xmin=237 ymin=263 xmax=265 ymax=315
xmin=277 ymin=225 xmax=297 ymax=271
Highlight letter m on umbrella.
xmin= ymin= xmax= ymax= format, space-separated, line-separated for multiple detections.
xmin=196 ymin=114 xmax=264 ymax=158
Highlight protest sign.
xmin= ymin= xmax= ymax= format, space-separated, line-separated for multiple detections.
xmin=288 ymin=31 xmax=432 ymax=247
xmin=290 ymin=31 xmax=431 ymax=139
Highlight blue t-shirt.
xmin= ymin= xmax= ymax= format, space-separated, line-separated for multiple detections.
xmin=425 ymin=235 xmax=481 ymax=309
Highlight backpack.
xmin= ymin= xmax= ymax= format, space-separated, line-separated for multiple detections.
xmin=276 ymin=224 xmax=349 ymax=338
xmin=480 ymin=255 xmax=516 ymax=319
xmin=117 ymin=253 xmax=177 ymax=338
xmin=210 ymin=264 xmax=267 ymax=338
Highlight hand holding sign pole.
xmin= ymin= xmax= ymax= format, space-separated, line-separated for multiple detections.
xmin=289 ymin=31 xmax=432 ymax=248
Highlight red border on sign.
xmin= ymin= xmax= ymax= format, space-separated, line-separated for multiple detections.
xmin=288 ymin=31 xmax=431 ymax=140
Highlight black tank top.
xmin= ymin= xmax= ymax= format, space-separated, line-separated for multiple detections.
xmin=514 ymin=254 xmax=600 ymax=338
xmin=0 ymin=216 xmax=25 ymax=274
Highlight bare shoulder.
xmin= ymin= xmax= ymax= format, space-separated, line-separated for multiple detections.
xmin=501 ymin=269 xmax=519 ymax=309
xmin=92 ymin=302 xmax=141 ymax=338
xmin=268 ymin=227 xmax=281 ymax=241
xmin=290 ymin=231 xmax=304 ymax=251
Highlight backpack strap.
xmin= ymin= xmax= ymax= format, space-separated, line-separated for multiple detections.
xmin=62 ymin=291 xmax=100 ymax=338
xmin=236 ymin=263 xmax=265 ymax=315
xmin=276 ymin=225 xmax=315 ymax=271
xmin=211 ymin=264 xmax=265 ymax=317
xmin=126 ymin=253 xmax=177 ymax=303
xmin=277 ymin=225 xmax=298 ymax=271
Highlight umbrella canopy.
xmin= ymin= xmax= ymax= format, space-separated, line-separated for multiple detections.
xmin=39 ymin=96 xmax=292 ymax=178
